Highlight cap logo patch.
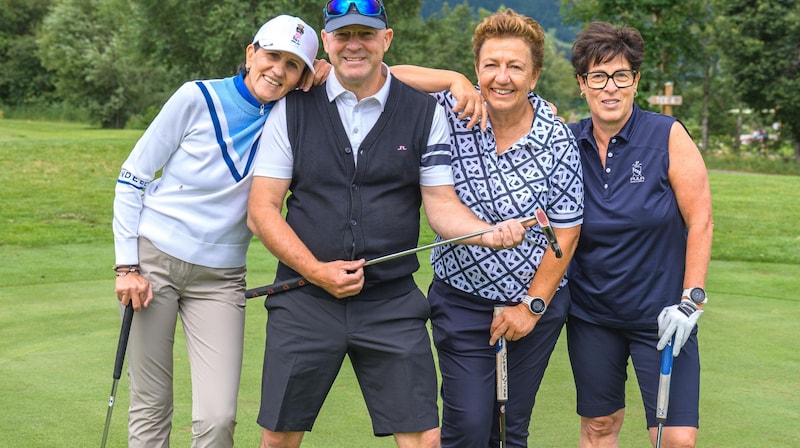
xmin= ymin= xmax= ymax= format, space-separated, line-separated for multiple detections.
xmin=292 ymin=24 xmax=305 ymax=45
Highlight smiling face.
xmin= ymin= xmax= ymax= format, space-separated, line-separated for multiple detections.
xmin=577 ymin=55 xmax=640 ymax=132
xmin=243 ymin=46 xmax=307 ymax=103
xmin=322 ymin=25 xmax=393 ymax=98
xmin=475 ymin=37 xmax=539 ymax=120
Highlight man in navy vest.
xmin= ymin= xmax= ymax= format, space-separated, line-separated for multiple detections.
xmin=246 ymin=1 xmax=529 ymax=447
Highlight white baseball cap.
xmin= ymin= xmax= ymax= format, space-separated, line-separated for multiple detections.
xmin=252 ymin=15 xmax=319 ymax=74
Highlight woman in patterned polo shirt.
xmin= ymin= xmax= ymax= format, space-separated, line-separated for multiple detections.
xmin=394 ymin=9 xmax=584 ymax=447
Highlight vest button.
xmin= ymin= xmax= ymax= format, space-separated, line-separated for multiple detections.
xmin=344 ymin=147 xmax=352 ymax=154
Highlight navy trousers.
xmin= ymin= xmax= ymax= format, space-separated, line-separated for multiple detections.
xmin=428 ymin=280 xmax=570 ymax=448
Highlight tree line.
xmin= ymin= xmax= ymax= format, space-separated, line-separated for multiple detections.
xmin=1 ymin=0 xmax=798 ymax=161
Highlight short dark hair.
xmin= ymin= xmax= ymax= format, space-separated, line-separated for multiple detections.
xmin=570 ymin=21 xmax=644 ymax=75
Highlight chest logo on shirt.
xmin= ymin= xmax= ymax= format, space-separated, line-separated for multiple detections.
xmin=630 ymin=161 xmax=645 ymax=184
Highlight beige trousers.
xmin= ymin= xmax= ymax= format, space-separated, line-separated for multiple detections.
xmin=125 ymin=237 xmax=246 ymax=448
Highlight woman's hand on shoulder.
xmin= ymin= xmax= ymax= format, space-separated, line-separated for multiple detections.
xmin=449 ymin=78 xmax=488 ymax=131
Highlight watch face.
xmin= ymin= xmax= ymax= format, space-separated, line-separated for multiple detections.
xmin=690 ymin=288 xmax=706 ymax=303
xmin=531 ymin=298 xmax=546 ymax=314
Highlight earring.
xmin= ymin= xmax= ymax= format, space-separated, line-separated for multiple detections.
xmin=634 ymin=90 xmax=639 ymax=97
xmin=246 ymin=66 xmax=251 ymax=73
xmin=580 ymin=91 xmax=586 ymax=98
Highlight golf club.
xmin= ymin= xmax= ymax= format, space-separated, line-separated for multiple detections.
xmin=245 ymin=210 xmax=562 ymax=299
xmin=101 ymin=302 xmax=134 ymax=448
xmin=655 ymin=336 xmax=674 ymax=448
xmin=534 ymin=208 xmax=562 ymax=258
xmin=494 ymin=305 xmax=508 ymax=448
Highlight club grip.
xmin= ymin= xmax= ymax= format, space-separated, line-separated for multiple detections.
xmin=655 ymin=337 xmax=674 ymax=423
xmin=113 ymin=303 xmax=134 ymax=380
xmin=494 ymin=306 xmax=509 ymax=402
xmin=245 ymin=277 xmax=308 ymax=298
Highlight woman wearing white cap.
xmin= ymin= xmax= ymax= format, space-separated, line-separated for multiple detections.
xmin=111 ymin=15 xmax=322 ymax=447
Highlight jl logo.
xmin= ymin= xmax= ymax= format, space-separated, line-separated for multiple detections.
xmin=630 ymin=161 xmax=645 ymax=183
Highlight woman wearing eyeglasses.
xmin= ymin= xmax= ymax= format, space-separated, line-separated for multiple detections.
xmin=566 ymin=22 xmax=713 ymax=448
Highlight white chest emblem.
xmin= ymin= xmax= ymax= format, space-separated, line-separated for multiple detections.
xmin=630 ymin=161 xmax=645 ymax=184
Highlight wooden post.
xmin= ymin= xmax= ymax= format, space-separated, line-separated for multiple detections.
xmin=664 ymin=82 xmax=673 ymax=116
xmin=647 ymin=83 xmax=682 ymax=116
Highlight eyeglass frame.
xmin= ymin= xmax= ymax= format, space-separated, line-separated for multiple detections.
xmin=324 ymin=0 xmax=384 ymax=18
xmin=580 ymin=69 xmax=639 ymax=90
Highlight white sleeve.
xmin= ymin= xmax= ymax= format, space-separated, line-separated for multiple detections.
xmin=112 ymin=83 xmax=196 ymax=264
xmin=420 ymin=103 xmax=455 ymax=187
xmin=253 ymin=98 xmax=293 ymax=179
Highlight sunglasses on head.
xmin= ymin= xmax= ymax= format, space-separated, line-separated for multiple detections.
xmin=325 ymin=0 xmax=384 ymax=18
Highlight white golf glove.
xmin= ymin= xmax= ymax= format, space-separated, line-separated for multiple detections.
xmin=657 ymin=300 xmax=703 ymax=357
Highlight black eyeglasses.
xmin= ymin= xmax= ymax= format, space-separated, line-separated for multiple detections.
xmin=325 ymin=0 xmax=384 ymax=18
xmin=581 ymin=69 xmax=638 ymax=90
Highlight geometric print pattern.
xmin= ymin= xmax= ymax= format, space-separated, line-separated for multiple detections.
xmin=430 ymin=89 xmax=584 ymax=302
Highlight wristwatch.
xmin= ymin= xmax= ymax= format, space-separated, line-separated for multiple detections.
xmin=682 ymin=287 xmax=708 ymax=305
xmin=522 ymin=295 xmax=547 ymax=315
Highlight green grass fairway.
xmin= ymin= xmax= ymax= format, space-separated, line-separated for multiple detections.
xmin=1 ymin=119 xmax=799 ymax=446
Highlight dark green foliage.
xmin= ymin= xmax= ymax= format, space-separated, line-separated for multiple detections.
xmin=420 ymin=0 xmax=580 ymax=42
xmin=0 ymin=35 xmax=55 ymax=105
xmin=35 ymin=0 xmax=173 ymax=128
xmin=389 ymin=2 xmax=478 ymax=77
xmin=0 ymin=0 xmax=797 ymax=163
xmin=716 ymin=0 xmax=800 ymax=161
xmin=129 ymin=0 xmax=423 ymax=80
xmin=0 ymin=0 xmax=54 ymax=105
xmin=560 ymin=0 xmax=714 ymax=107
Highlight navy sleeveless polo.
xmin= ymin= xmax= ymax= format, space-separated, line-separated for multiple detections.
xmin=568 ymin=105 xmax=686 ymax=329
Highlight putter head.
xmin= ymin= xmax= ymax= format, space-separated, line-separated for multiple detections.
xmin=534 ymin=208 xmax=563 ymax=258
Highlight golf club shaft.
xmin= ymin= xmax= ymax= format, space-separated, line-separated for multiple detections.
xmin=655 ymin=336 xmax=674 ymax=448
xmin=101 ymin=380 xmax=120 ymax=448
xmin=245 ymin=215 xmax=540 ymax=299
xmin=494 ymin=306 xmax=508 ymax=448
xmin=101 ymin=302 xmax=134 ymax=448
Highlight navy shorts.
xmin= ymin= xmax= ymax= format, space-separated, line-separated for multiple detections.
xmin=429 ymin=279 xmax=570 ymax=448
xmin=566 ymin=315 xmax=700 ymax=428
xmin=257 ymin=283 xmax=439 ymax=436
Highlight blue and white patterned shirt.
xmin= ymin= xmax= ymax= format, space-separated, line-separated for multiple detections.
xmin=430 ymin=89 xmax=584 ymax=302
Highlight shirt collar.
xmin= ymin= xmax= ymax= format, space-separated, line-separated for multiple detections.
xmin=326 ymin=63 xmax=391 ymax=111
xmin=483 ymin=91 xmax=546 ymax=153
xmin=614 ymin=103 xmax=642 ymax=143
xmin=233 ymin=72 xmax=263 ymax=108
xmin=577 ymin=103 xmax=643 ymax=145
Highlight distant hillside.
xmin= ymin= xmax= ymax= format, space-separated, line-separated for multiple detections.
xmin=421 ymin=0 xmax=579 ymax=42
